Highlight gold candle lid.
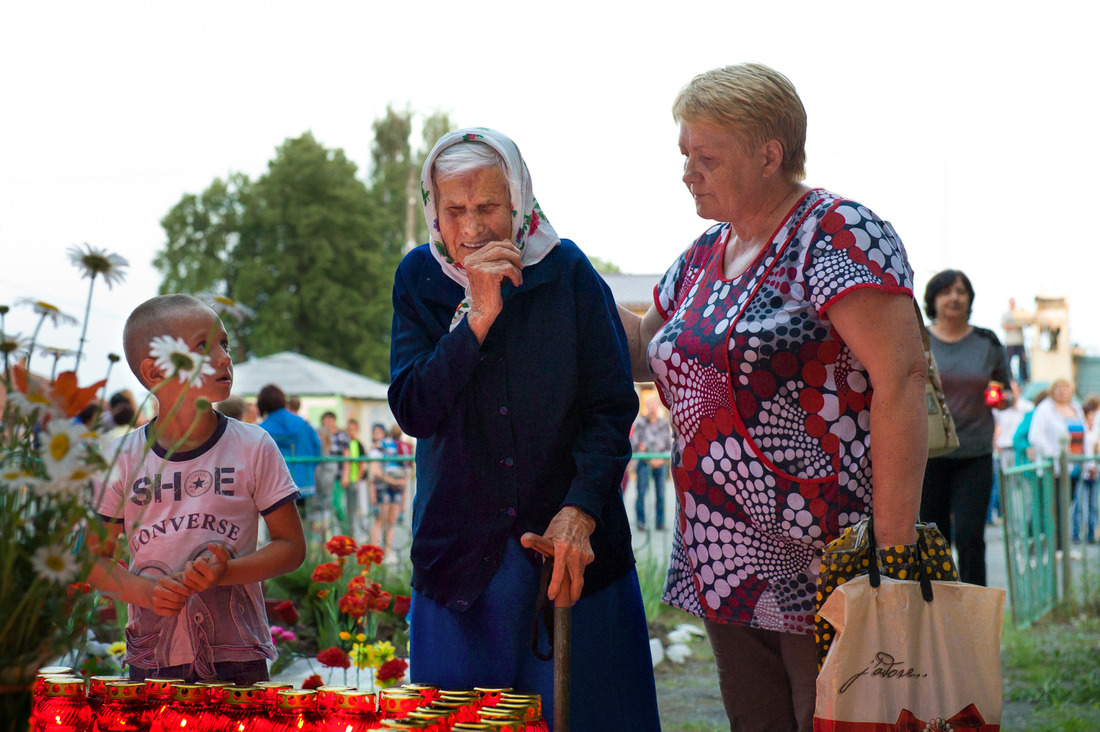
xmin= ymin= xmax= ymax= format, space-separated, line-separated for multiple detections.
xmin=104 ymin=682 xmax=145 ymax=701
xmin=89 ymin=675 xmax=130 ymax=695
xmin=170 ymin=684 xmax=208 ymax=703
xmin=144 ymin=677 xmax=185 ymax=696
xmin=43 ymin=677 xmax=86 ymax=697
xmin=275 ymin=689 xmax=318 ymax=710
xmin=334 ymin=689 xmax=376 ymax=712
xmin=224 ymin=686 xmax=265 ymax=705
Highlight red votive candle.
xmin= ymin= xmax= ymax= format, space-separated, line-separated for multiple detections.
xmin=158 ymin=684 xmax=213 ymax=732
xmin=36 ymin=676 xmax=91 ymax=732
xmin=95 ymin=682 xmax=149 ymax=732
xmin=270 ymin=689 xmax=321 ymax=732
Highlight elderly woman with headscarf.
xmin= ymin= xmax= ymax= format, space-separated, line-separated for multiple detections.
xmin=388 ymin=128 xmax=660 ymax=731
xmin=617 ymin=64 xmax=929 ymax=731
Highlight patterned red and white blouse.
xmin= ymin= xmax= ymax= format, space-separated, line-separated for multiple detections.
xmin=648 ymin=188 xmax=914 ymax=634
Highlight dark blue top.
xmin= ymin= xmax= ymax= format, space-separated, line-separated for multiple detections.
xmin=389 ymin=241 xmax=639 ymax=610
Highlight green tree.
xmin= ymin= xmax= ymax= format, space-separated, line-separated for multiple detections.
xmin=232 ymin=132 xmax=393 ymax=379
xmin=154 ymin=112 xmax=454 ymax=382
xmin=368 ymin=105 xmax=452 ymax=250
xmin=155 ymin=173 xmax=250 ymax=297
xmin=588 ymin=256 xmax=623 ymax=275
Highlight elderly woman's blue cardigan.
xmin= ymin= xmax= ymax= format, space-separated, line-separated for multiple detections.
xmin=388 ymin=240 xmax=639 ymax=611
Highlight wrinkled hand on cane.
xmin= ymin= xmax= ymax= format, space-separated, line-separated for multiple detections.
xmin=520 ymin=532 xmax=572 ymax=732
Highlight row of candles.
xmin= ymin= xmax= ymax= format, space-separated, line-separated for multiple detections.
xmin=30 ymin=666 xmax=547 ymax=732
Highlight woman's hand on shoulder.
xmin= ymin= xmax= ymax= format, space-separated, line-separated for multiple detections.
xmin=466 ymin=241 xmax=522 ymax=342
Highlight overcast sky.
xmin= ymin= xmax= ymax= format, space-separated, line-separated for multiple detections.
xmin=2 ymin=1 xmax=1097 ymax=401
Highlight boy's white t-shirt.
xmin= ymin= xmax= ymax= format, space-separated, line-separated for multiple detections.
xmin=95 ymin=413 xmax=300 ymax=671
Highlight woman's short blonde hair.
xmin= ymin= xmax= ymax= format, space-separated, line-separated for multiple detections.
xmin=673 ymin=63 xmax=807 ymax=182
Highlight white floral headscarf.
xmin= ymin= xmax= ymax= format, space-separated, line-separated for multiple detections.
xmin=421 ymin=127 xmax=560 ymax=330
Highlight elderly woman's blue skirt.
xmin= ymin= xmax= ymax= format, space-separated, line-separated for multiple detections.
xmin=409 ymin=538 xmax=661 ymax=731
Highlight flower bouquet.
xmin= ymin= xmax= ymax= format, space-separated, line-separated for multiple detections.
xmin=270 ymin=535 xmax=411 ymax=690
xmin=0 ymin=246 xmax=129 ymax=730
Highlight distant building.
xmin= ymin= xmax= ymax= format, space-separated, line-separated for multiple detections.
xmin=231 ymin=351 xmax=392 ymax=429
xmin=602 ymin=273 xmax=659 ymax=315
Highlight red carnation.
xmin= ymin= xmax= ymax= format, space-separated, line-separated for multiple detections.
xmin=355 ymin=544 xmax=384 ymax=566
xmin=317 ymin=647 xmax=351 ymax=669
xmin=393 ymin=595 xmax=411 ymax=620
xmin=325 ymin=535 xmax=358 ymax=558
xmin=369 ymin=590 xmax=392 ymax=613
xmin=274 ymin=600 xmax=298 ymax=625
xmin=311 ymin=562 xmax=342 ymax=584
xmin=338 ymin=593 xmax=368 ymax=619
xmin=376 ymin=658 xmax=408 ymax=682
xmin=302 ymin=674 xmax=324 ymax=690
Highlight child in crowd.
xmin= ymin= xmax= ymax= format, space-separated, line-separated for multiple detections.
xmin=88 ymin=294 xmax=305 ymax=685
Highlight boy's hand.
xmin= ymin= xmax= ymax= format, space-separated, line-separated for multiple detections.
xmin=149 ymin=575 xmax=192 ymax=616
xmin=180 ymin=544 xmax=230 ymax=594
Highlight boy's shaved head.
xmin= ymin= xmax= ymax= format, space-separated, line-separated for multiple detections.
xmin=123 ymin=294 xmax=213 ymax=385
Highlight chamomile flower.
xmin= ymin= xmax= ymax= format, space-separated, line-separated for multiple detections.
xmin=43 ymin=460 xmax=103 ymax=496
xmin=39 ymin=420 xmax=91 ymax=481
xmin=39 ymin=345 xmax=74 ymax=360
xmin=67 ymin=244 xmax=129 ymax=290
xmin=30 ymin=545 xmax=79 ymax=584
xmin=6 ymin=389 xmax=59 ymax=425
xmin=197 ymin=293 xmax=255 ymax=323
xmin=0 ymin=464 xmax=45 ymax=493
xmin=148 ymin=335 xmax=215 ymax=385
xmin=16 ymin=298 xmax=79 ymax=328
xmin=0 ymin=331 xmax=30 ymax=360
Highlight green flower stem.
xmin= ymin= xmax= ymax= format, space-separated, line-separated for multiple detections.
xmin=75 ymin=275 xmax=97 ymax=366
xmin=25 ymin=313 xmax=48 ymax=374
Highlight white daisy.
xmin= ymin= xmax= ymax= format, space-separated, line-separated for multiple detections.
xmin=5 ymin=390 xmax=61 ymax=426
xmin=148 ymin=335 xmax=216 ymax=385
xmin=15 ymin=298 xmax=79 ymax=328
xmin=41 ymin=460 xmax=104 ymax=496
xmin=38 ymin=345 xmax=74 ymax=360
xmin=0 ymin=464 xmax=45 ymax=493
xmin=67 ymin=243 xmax=129 ymax=289
xmin=197 ymin=292 xmax=254 ymax=323
xmin=0 ymin=331 xmax=30 ymax=360
xmin=30 ymin=545 xmax=79 ymax=584
xmin=39 ymin=420 xmax=91 ymax=481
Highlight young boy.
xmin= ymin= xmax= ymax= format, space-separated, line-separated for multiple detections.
xmin=89 ymin=294 xmax=306 ymax=684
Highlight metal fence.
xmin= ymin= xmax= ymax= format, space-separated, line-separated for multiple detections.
xmin=287 ymin=449 xmax=1095 ymax=626
xmin=999 ymin=450 xmax=1095 ymax=626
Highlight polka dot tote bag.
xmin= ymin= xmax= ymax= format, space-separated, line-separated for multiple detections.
xmin=815 ymin=518 xmax=958 ymax=668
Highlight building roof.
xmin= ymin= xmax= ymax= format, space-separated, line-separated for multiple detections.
xmin=232 ymin=351 xmax=389 ymax=400
xmin=602 ymin=273 xmax=659 ymax=308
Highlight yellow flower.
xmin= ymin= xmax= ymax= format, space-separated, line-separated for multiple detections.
xmin=355 ymin=633 xmax=366 ymax=642
xmin=339 ymin=631 xmax=351 ymax=641
xmin=363 ymin=640 xmax=395 ymax=668
xmin=349 ymin=643 xmax=372 ymax=670
xmin=108 ymin=642 xmax=127 ymax=658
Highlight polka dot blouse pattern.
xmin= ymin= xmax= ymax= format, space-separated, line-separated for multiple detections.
xmin=648 ymin=189 xmax=914 ymax=634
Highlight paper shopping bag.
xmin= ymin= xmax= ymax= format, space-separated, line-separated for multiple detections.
xmin=814 ymin=575 xmax=1005 ymax=731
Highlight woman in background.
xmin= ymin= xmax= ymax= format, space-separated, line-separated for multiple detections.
xmin=920 ymin=270 xmax=1012 ymax=586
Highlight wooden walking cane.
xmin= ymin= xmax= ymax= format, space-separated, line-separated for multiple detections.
xmin=520 ymin=533 xmax=572 ymax=732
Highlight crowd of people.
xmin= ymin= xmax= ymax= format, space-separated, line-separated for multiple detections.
xmin=230 ymin=386 xmax=415 ymax=552
xmin=78 ymin=61 xmax=1100 ymax=731
xmin=87 ymin=381 xmax=415 ymax=553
